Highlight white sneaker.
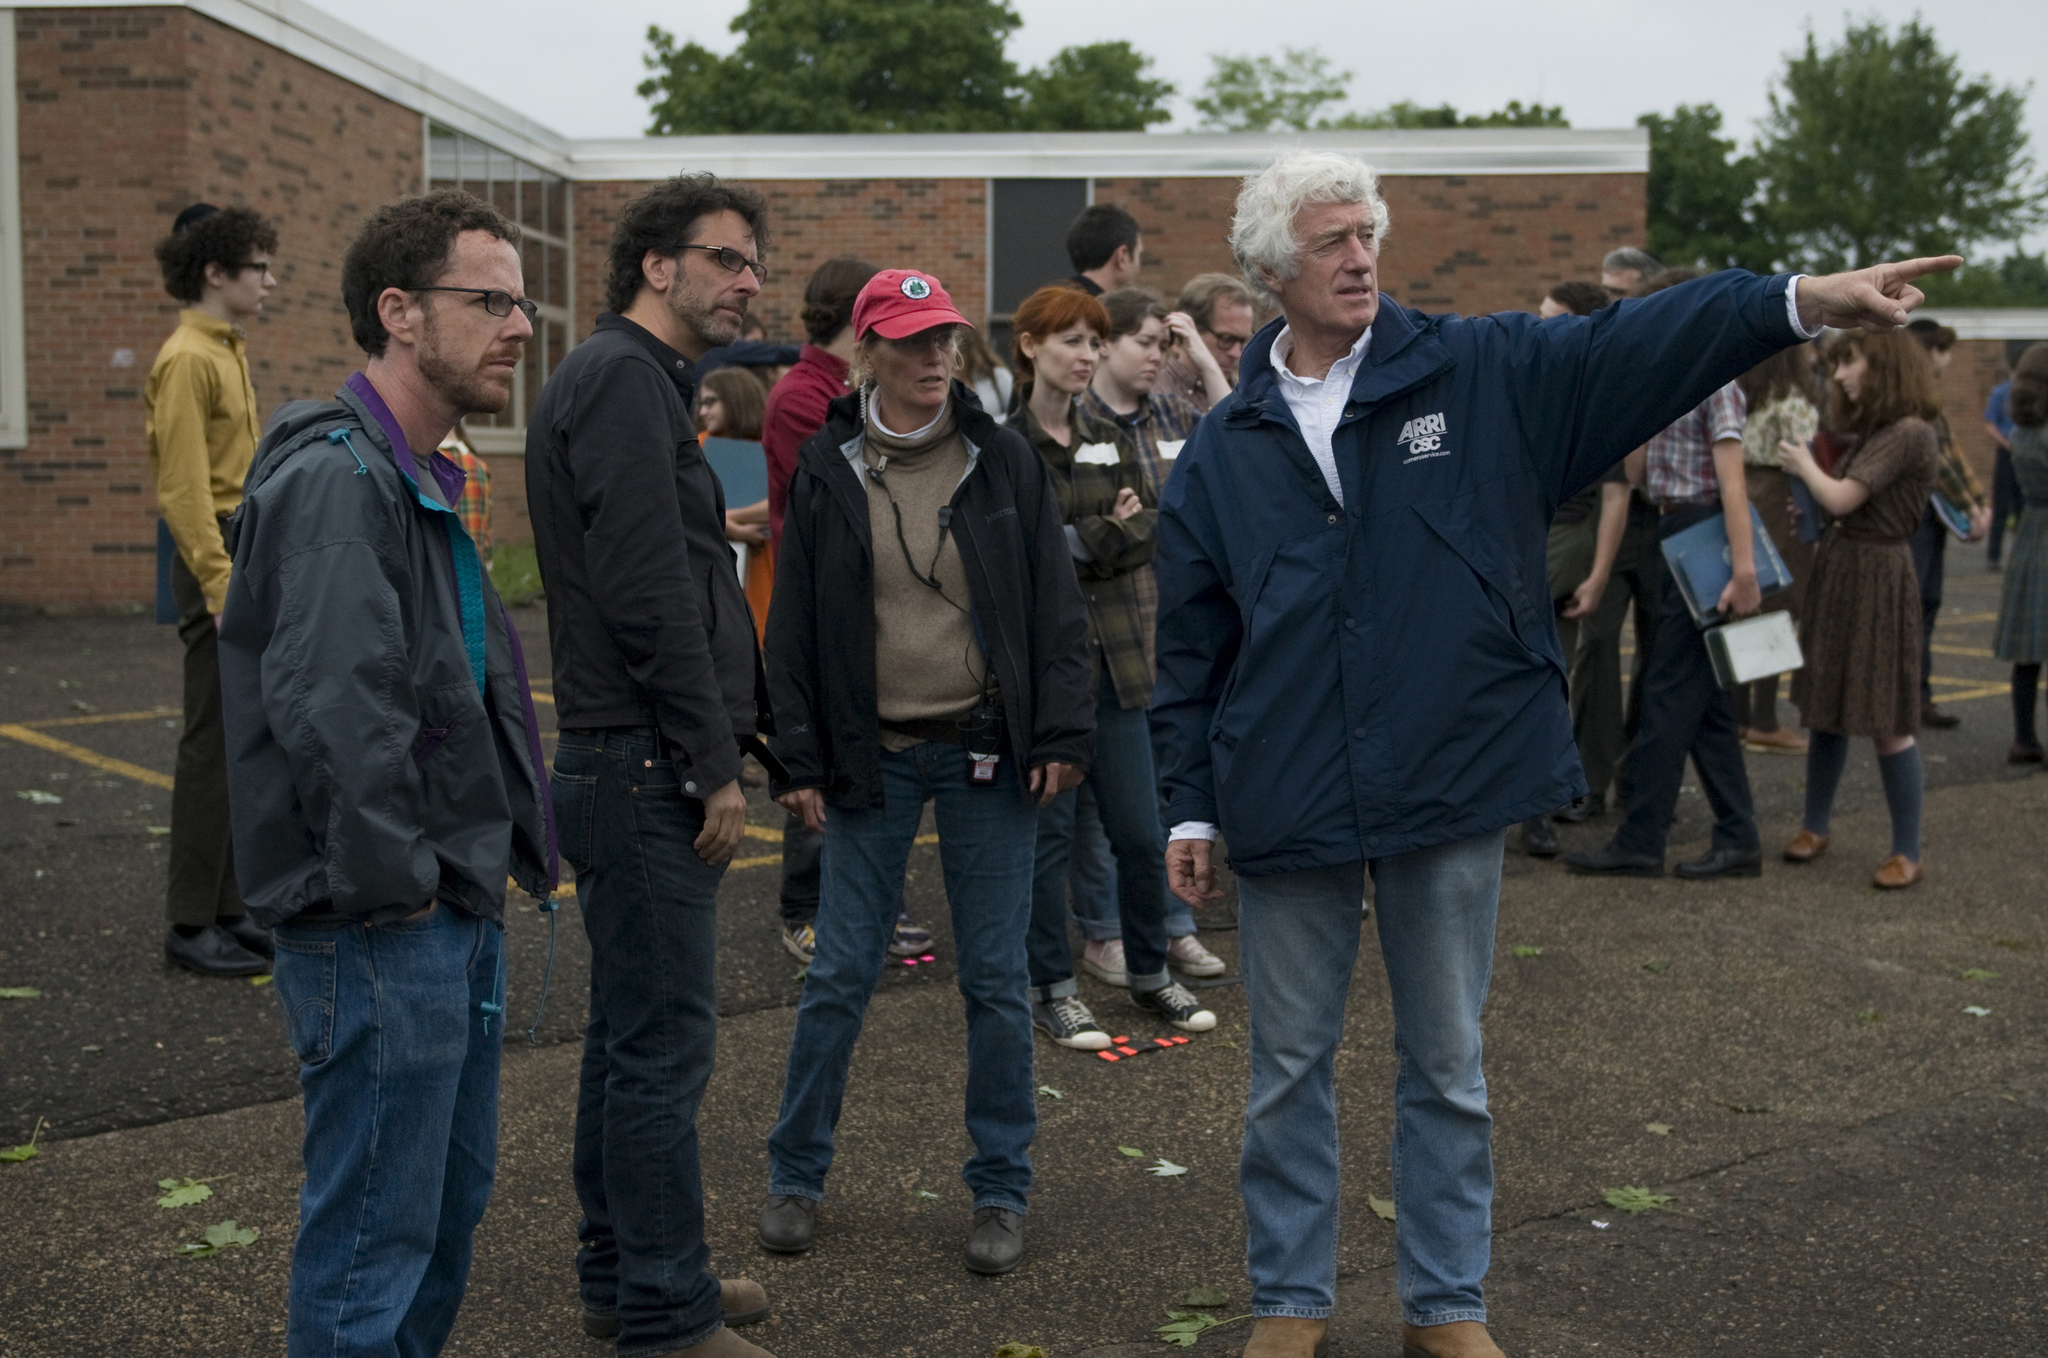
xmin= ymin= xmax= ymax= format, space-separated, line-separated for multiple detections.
xmin=1080 ymin=937 xmax=1127 ymax=987
xmin=1165 ymin=934 xmax=1226 ymax=978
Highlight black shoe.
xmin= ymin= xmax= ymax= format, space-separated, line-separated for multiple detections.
xmin=1674 ymin=845 xmax=1763 ymax=879
xmin=963 ymin=1206 xmax=1025 ymax=1275
xmin=219 ymin=914 xmax=273 ymax=960
xmin=1552 ymin=792 xmax=1605 ymax=824
xmin=1561 ymin=845 xmax=1664 ymax=877
xmin=1130 ymin=981 xmax=1217 ymax=1032
xmin=1519 ymin=815 xmax=1559 ymax=858
xmin=164 ymin=925 xmax=268 ymax=977
xmin=757 ymin=1194 xmax=817 ymax=1253
xmin=1920 ymin=703 xmax=1961 ymax=729
xmin=1032 ymin=995 xmax=1111 ymax=1050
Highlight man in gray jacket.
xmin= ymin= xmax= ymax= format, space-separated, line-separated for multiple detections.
xmin=219 ymin=190 xmax=554 ymax=1357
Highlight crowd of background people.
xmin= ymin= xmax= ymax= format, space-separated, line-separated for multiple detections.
xmin=136 ymin=152 xmax=2019 ymax=1358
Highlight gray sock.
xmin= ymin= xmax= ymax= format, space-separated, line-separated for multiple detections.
xmin=1876 ymin=745 xmax=1923 ymax=862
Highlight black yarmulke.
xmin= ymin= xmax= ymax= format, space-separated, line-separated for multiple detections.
xmin=172 ymin=202 xmax=220 ymax=233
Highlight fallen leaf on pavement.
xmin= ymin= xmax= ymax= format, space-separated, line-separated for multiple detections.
xmin=1156 ymin=1311 xmax=1252 ymax=1347
xmin=916 ymin=1190 xmax=939 ymax=1200
xmin=1963 ymin=1005 xmax=1992 ymax=1017
xmin=16 ymin=790 xmax=62 ymax=805
xmin=1512 ymin=945 xmax=1544 ymax=958
xmin=1148 ymin=1158 xmax=1188 ymax=1177
xmin=1961 ymin=969 xmax=2000 ymax=982
xmin=1646 ymin=1123 xmax=1673 ymax=1136
xmin=1642 ymin=959 xmax=1671 ymax=974
xmin=0 ymin=988 xmax=42 ymax=1000
xmin=177 ymin=1219 xmax=257 ymax=1258
xmin=1036 ymin=1086 xmax=1062 ymax=1099
xmin=1368 ymin=1194 xmax=1396 ymax=1221
xmin=991 ymin=1346 xmax=1046 ymax=1358
xmin=1118 ymin=1145 xmax=1145 ymax=1158
xmin=1603 ymin=1185 xmax=1674 ymax=1214
xmin=157 ymin=1175 xmax=229 ymax=1208
xmin=0 ymin=1119 xmax=44 ymax=1164
xmin=249 ymin=975 xmax=272 ymax=987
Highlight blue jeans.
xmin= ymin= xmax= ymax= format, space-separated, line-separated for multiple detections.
xmin=768 ymin=742 xmax=1039 ymax=1212
xmin=1067 ymin=781 xmax=1199 ymax=942
xmin=1611 ymin=508 xmax=1759 ymax=859
xmin=1026 ymin=671 xmax=1171 ymax=999
xmin=271 ymin=905 xmax=505 ymax=1358
xmin=553 ymin=729 xmax=728 ymax=1358
xmin=1235 ymin=830 xmax=1505 ymax=1326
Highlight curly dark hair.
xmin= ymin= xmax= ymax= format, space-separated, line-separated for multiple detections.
xmin=605 ymin=174 xmax=770 ymax=315
xmin=1544 ymin=280 xmax=1610 ymax=317
xmin=798 ymin=257 xmax=879 ymax=344
xmin=341 ymin=190 xmax=519 ymax=358
xmin=153 ymin=205 xmax=278 ymax=304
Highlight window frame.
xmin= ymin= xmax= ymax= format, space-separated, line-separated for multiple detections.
xmin=0 ymin=18 xmax=29 ymax=451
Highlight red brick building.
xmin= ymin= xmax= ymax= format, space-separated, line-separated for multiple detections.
xmin=0 ymin=0 xmax=1665 ymax=608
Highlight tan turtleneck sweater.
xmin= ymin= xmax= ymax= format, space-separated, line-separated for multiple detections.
xmin=862 ymin=398 xmax=985 ymax=748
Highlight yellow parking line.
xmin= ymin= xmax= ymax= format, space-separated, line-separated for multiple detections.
xmin=531 ymin=690 xmax=553 ymax=705
xmin=0 ymin=724 xmax=176 ymax=791
xmin=1944 ymin=612 xmax=1998 ymax=624
xmin=21 ymin=707 xmax=181 ymax=729
xmin=1927 ymin=683 xmax=2011 ymax=703
xmin=1930 ymin=643 xmax=1995 ymax=658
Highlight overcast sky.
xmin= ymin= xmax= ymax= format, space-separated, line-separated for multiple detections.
xmin=345 ymin=0 xmax=2046 ymax=249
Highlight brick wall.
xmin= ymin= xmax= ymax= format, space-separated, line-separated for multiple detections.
xmin=1098 ymin=172 xmax=1646 ymax=318
xmin=574 ymin=176 xmax=990 ymax=343
xmin=1941 ymin=339 xmax=2029 ymax=489
xmin=2 ymin=7 xmax=419 ymax=610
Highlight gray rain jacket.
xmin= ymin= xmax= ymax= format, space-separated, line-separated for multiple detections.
xmin=219 ymin=374 xmax=556 ymax=928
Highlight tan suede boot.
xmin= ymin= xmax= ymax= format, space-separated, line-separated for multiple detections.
xmin=662 ymin=1325 xmax=778 ymax=1357
xmin=1242 ymin=1316 xmax=1329 ymax=1357
xmin=1401 ymin=1319 xmax=1506 ymax=1357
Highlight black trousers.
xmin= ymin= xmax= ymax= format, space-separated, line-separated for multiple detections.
xmin=1909 ymin=504 xmax=1946 ymax=706
xmin=1610 ymin=508 xmax=1759 ymax=859
xmin=1571 ymin=496 xmax=1661 ymax=801
xmin=167 ymin=543 xmax=244 ymax=927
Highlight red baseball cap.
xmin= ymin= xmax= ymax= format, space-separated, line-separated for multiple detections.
xmin=853 ymin=269 xmax=974 ymax=340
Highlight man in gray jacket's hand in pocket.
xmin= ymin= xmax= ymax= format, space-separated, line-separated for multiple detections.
xmin=219 ymin=190 xmax=555 ymax=1358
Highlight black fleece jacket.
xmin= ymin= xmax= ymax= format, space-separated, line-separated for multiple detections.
xmin=765 ymin=383 xmax=1094 ymax=808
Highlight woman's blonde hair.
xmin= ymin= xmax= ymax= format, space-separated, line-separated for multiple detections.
xmin=849 ymin=324 xmax=965 ymax=390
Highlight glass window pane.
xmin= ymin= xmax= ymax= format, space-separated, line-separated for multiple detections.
xmin=520 ymin=237 xmax=543 ymax=302
xmin=520 ymin=166 xmax=545 ymax=232
xmin=546 ymin=243 xmax=567 ymax=310
xmin=460 ymin=137 xmax=488 ymax=203
xmin=487 ymin=148 xmax=516 ymax=218
xmin=546 ymin=179 xmax=568 ymax=242
xmin=428 ymin=125 xmax=458 ymax=190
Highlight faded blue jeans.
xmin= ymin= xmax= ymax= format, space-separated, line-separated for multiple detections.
xmin=271 ymin=904 xmax=505 ymax=1358
xmin=554 ymin=728 xmax=729 ymax=1358
xmin=1234 ymin=830 xmax=1505 ymax=1327
xmin=768 ymin=742 xmax=1040 ymax=1212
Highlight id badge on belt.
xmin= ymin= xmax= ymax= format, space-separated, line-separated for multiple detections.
xmin=967 ymin=701 xmax=1003 ymax=784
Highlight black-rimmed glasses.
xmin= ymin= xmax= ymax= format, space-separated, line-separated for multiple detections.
xmin=680 ymin=244 xmax=769 ymax=285
xmin=413 ymin=287 xmax=540 ymax=322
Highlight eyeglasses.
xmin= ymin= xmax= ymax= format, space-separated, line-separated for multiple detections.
xmin=1201 ymin=326 xmax=1251 ymax=352
xmin=413 ymin=287 xmax=540 ymax=322
xmin=681 ymin=244 xmax=769 ymax=285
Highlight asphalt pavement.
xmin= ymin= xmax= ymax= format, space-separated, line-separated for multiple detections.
xmin=1 ymin=564 xmax=2042 ymax=1357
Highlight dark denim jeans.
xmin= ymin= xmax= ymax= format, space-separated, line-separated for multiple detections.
xmin=1234 ymin=832 xmax=1505 ymax=1326
xmin=767 ymin=742 xmax=1039 ymax=1212
xmin=1611 ymin=508 xmax=1760 ymax=858
xmin=1025 ymin=669 xmax=1170 ymax=999
xmin=1066 ymin=780 xmax=1199 ymax=942
xmin=271 ymin=904 xmax=504 ymax=1358
xmin=553 ymin=729 xmax=728 ymax=1358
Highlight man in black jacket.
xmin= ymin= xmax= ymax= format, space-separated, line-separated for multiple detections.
xmin=526 ymin=175 xmax=777 ymax=1358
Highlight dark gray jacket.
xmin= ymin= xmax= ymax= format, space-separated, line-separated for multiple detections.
xmin=219 ymin=375 xmax=555 ymax=928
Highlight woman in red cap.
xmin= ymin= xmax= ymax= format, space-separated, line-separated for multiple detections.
xmin=758 ymin=268 xmax=1095 ymax=1276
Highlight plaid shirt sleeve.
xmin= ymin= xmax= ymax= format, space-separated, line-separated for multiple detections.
xmin=1931 ymin=416 xmax=1986 ymax=510
xmin=1068 ymin=403 xmax=1160 ymax=709
xmin=443 ymin=442 xmax=493 ymax=562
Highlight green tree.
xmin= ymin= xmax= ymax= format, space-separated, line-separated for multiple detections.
xmin=1753 ymin=19 xmax=2043 ymax=271
xmin=1015 ymin=42 xmax=1174 ymax=131
xmin=1192 ymin=48 xmax=1349 ymax=131
xmin=1921 ymin=250 xmax=2048 ymax=307
xmin=1637 ymin=105 xmax=1773 ymax=272
xmin=639 ymin=1 xmax=1173 ymax=134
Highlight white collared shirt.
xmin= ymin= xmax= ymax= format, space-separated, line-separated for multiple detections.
xmin=1268 ymin=323 xmax=1373 ymax=506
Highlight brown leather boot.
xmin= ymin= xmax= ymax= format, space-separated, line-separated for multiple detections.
xmin=1402 ymin=1319 xmax=1507 ymax=1357
xmin=1242 ymin=1316 xmax=1329 ymax=1357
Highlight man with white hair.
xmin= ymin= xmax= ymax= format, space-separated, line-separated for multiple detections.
xmin=1152 ymin=150 xmax=1956 ymax=1358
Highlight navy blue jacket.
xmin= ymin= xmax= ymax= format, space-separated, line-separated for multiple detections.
xmin=1152 ymin=270 xmax=1803 ymax=876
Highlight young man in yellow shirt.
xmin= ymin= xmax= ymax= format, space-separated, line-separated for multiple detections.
xmin=146 ymin=203 xmax=277 ymax=976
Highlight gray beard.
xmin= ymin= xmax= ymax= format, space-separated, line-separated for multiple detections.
xmin=669 ymin=284 xmax=742 ymax=353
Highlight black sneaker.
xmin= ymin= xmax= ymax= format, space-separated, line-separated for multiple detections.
xmin=1032 ymin=995 xmax=1111 ymax=1050
xmin=1131 ymin=981 xmax=1216 ymax=1032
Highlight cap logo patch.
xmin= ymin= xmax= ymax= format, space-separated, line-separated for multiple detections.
xmin=901 ymin=275 xmax=932 ymax=300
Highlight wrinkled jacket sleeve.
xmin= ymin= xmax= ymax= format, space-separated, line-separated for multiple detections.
xmin=567 ymin=357 xmax=742 ymax=792
xmin=1488 ymin=270 xmax=1802 ymax=510
xmin=1017 ymin=445 xmax=1095 ymax=773
xmin=1149 ymin=422 xmax=1240 ymax=828
xmin=222 ymin=444 xmax=439 ymax=917
xmin=764 ymin=460 xmax=827 ymax=793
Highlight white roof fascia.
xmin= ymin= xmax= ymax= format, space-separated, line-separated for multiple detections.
xmin=49 ymin=0 xmax=573 ymax=174
xmin=566 ymin=128 xmax=1649 ymax=183
xmin=1914 ymin=309 xmax=2048 ymax=341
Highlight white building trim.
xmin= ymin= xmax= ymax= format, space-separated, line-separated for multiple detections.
xmin=1915 ymin=309 xmax=2048 ymax=341
xmin=0 ymin=13 xmax=29 ymax=449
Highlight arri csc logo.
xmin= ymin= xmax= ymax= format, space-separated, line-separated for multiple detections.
xmin=1397 ymin=411 xmax=1450 ymax=464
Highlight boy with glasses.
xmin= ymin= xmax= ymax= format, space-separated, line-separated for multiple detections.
xmin=147 ymin=203 xmax=277 ymax=978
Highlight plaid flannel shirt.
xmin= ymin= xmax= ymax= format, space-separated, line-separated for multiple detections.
xmin=1647 ymin=381 xmax=1748 ymax=507
xmin=1015 ymin=397 xmax=1159 ymax=709
xmin=1083 ymin=387 xmax=1203 ymax=498
xmin=438 ymin=436 xmax=493 ymax=565
xmin=1931 ymin=414 xmax=1987 ymax=512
